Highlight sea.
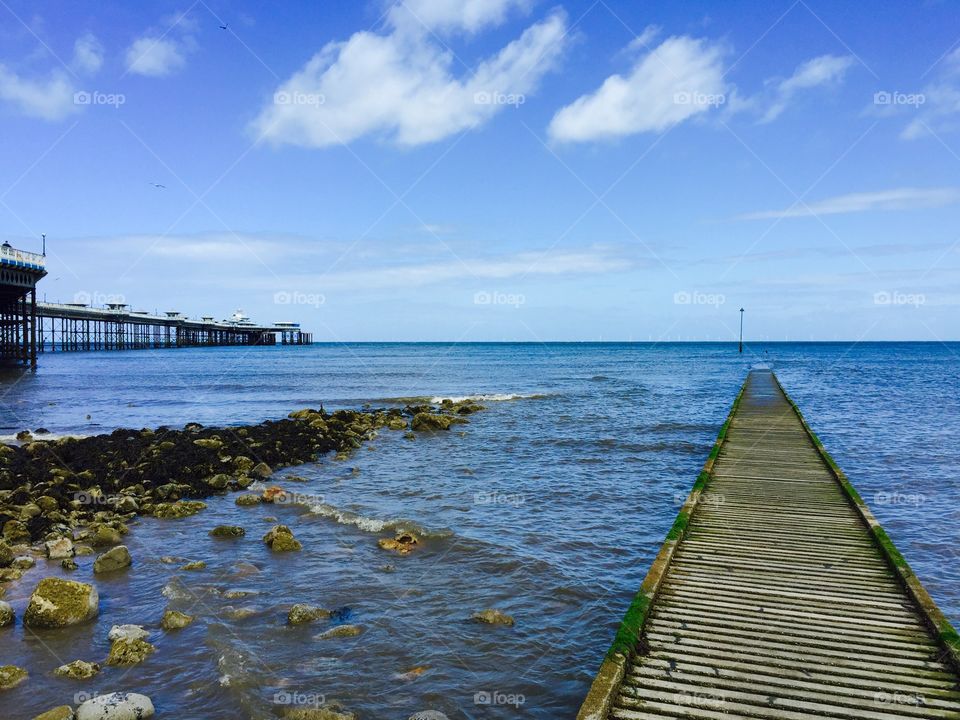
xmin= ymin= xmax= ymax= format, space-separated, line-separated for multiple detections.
xmin=0 ymin=342 xmax=957 ymax=719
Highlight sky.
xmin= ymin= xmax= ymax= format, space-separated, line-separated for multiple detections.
xmin=1 ymin=0 xmax=960 ymax=342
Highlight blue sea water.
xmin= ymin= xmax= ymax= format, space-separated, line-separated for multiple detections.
xmin=0 ymin=342 xmax=957 ymax=719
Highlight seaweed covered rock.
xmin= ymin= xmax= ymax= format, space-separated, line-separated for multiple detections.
xmin=283 ymin=707 xmax=356 ymax=720
xmin=263 ymin=525 xmax=302 ymax=552
xmin=0 ymin=600 xmax=13 ymax=627
xmin=153 ymin=501 xmax=206 ymax=519
xmin=161 ymin=609 xmax=194 ymax=630
xmin=209 ymin=525 xmax=245 ymax=538
xmin=471 ymin=608 xmax=515 ymax=626
xmin=288 ymin=603 xmax=331 ymax=625
xmin=0 ymin=664 xmax=27 ymax=690
xmin=235 ymin=494 xmax=262 ymax=506
xmin=316 ymin=624 xmax=363 ymax=640
xmin=24 ymin=578 xmax=98 ymax=628
xmin=93 ymin=545 xmax=131 ymax=574
xmin=411 ymin=413 xmax=466 ymax=432
xmin=32 ymin=706 xmax=74 ymax=720
xmin=106 ymin=637 xmax=155 ymax=665
xmin=377 ymin=531 xmax=419 ymax=556
xmin=53 ymin=659 xmax=100 ymax=679
xmin=45 ymin=537 xmax=74 ymax=559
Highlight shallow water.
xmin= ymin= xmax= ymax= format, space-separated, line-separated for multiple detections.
xmin=0 ymin=343 xmax=958 ymax=719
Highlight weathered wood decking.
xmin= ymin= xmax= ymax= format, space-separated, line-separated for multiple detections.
xmin=578 ymin=369 xmax=960 ymax=720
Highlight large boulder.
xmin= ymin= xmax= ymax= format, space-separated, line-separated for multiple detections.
xmin=24 ymin=578 xmax=98 ymax=628
xmin=32 ymin=706 xmax=75 ymax=720
xmin=53 ymin=659 xmax=101 ymax=679
xmin=93 ymin=546 xmax=131 ymax=574
xmin=45 ymin=537 xmax=75 ymax=559
xmin=76 ymin=692 xmax=154 ymax=720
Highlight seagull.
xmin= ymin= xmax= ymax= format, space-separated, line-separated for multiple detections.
xmin=219 ymin=22 xmax=228 ymax=30
xmin=149 ymin=183 xmax=166 ymax=189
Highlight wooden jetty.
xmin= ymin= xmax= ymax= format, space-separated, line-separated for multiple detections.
xmin=578 ymin=369 xmax=960 ymax=720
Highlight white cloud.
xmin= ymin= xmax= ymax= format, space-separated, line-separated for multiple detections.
xmin=252 ymin=4 xmax=567 ymax=148
xmin=760 ymin=54 xmax=854 ymax=123
xmin=548 ymin=35 xmax=729 ymax=143
xmin=737 ymin=187 xmax=960 ymax=221
xmin=901 ymin=48 xmax=960 ymax=140
xmin=72 ymin=33 xmax=104 ymax=74
xmin=125 ymin=37 xmax=187 ymax=77
xmin=0 ymin=33 xmax=105 ymax=121
xmin=0 ymin=66 xmax=76 ymax=120
xmin=388 ymin=0 xmax=531 ymax=33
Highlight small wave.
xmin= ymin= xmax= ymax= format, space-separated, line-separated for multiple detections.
xmin=307 ymin=500 xmax=453 ymax=539
xmin=430 ymin=393 xmax=550 ymax=403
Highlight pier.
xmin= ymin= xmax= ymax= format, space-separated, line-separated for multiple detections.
xmin=0 ymin=242 xmax=45 ymax=367
xmin=578 ymin=369 xmax=960 ymax=719
xmin=35 ymin=303 xmax=312 ymax=353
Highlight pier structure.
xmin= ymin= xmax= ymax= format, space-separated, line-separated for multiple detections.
xmin=35 ymin=303 xmax=312 ymax=353
xmin=579 ymin=369 xmax=960 ymax=719
xmin=0 ymin=242 xmax=46 ymax=367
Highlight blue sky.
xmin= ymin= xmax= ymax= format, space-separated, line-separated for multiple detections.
xmin=1 ymin=0 xmax=959 ymax=341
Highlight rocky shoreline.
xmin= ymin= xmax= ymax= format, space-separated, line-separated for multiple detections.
xmin=0 ymin=400 xmax=487 ymax=718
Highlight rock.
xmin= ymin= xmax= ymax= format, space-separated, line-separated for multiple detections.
xmin=378 ymin=531 xmax=419 ymax=556
xmin=12 ymin=555 xmax=35 ymax=569
xmin=3 ymin=520 xmax=30 ymax=543
xmin=108 ymin=624 xmax=149 ymax=642
xmin=153 ymin=500 xmax=206 ymax=519
xmin=24 ymin=578 xmax=99 ymax=628
xmin=106 ymin=637 xmax=155 ymax=665
xmin=87 ymin=525 xmax=123 ymax=547
xmin=53 ymin=659 xmax=100 ymax=679
xmin=209 ymin=525 xmax=245 ymax=538
xmin=15 ymin=430 xmax=32 ymax=441
xmin=411 ymin=413 xmax=466 ymax=431
xmin=387 ymin=417 xmax=407 ymax=430
xmin=45 ymin=537 xmax=75 ymax=559
xmin=0 ymin=664 xmax=27 ymax=689
xmin=316 ymin=624 xmax=363 ymax=639
xmin=181 ymin=560 xmax=206 ymax=571
xmin=76 ymin=692 xmax=154 ymax=720
xmin=252 ymin=462 xmax=273 ymax=478
xmin=222 ymin=606 xmax=257 ymax=621
xmin=263 ymin=525 xmax=302 ymax=552
xmin=0 ymin=539 xmax=12 ymax=566
xmin=471 ymin=608 xmax=515 ymax=626
xmin=161 ymin=609 xmax=194 ymax=630
xmin=222 ymin=589 xmax=256 ymax=599
xmin=402 ymin=431 xmax=416 ymax=441
xmin=235 ymin=494 xmax=262 ymax=506
xmin=0 ymin=567 xmax=23 ymax=581
xmin=205 ymin=473 xmax=231 ymax=490
xmin=93 ymin=545 xmax=132 ymax=574
xmin=283 ymin=708 xmax=356 ymax=720
xmin=115 ymin=496 xmax=139 ymax=513
xmin=194 ymin=438 xmax=223 ymax=450
xmin=0 ymin=600 xmax=13 ymax=627
xmin=32 ymin=706 xmax=75 ymax=720
xmin=288 ymin=603 xmax=331 ymax=625
xmin=159 ymin=556 xmax=184 ymax=564
xmin=395 ymin=666 xmax=430 ymax=681
xmin=61 ymin=558 xmax=78 ymax=571
xmin=409 ymin=712 xmax=450 ymax=720
xmin=261 ymin=486 xmax=287 ymax=503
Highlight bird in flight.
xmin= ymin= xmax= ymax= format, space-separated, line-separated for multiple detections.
xmin=149 ymin=183 xmax=166 ymax=189
xmin=219 ymin=22 xmax=228 ymax=30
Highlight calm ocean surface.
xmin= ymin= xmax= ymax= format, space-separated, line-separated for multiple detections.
xmin=1 ymin=342 xmax=958 ymax=719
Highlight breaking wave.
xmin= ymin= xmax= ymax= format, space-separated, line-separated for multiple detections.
xmin=307 ymin=499 xmax=453 ymax=539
